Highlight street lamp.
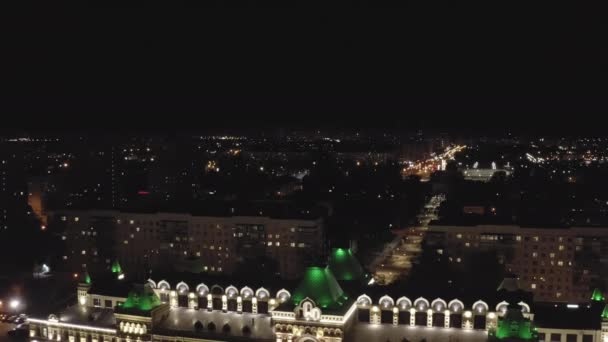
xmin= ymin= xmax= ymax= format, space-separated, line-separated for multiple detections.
xmin=10 ymin=299 xmax=20 ymax=311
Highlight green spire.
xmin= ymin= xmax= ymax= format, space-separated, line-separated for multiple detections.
xmin=490 ymin=308 xmax=537 ymax=340
xmin=111 ymin=260 xmax=122 ymax=274
xmin=122 ymin=284 xmax=161 ymax=311
xmin=292 ymin=267 xmax=347 ymax=309
xmin=601 ymin=305 xmax=608 ymax=319
xmin=84 ymin=271 xmax=91 ymax=284
xmin=327 ymin=248 xmax=365 ymax=281
xmin=591 ymin=288 xmax=605 ymax=302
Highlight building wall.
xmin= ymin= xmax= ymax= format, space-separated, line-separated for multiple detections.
xmin=427 ymin=224 xmax=608 ymax=303
xmin=50 ymin=210 xmax=324 ymax=279
xmin=536 ymin=327 xmax=601 ymax=342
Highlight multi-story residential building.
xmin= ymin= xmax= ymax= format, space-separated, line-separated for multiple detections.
xmin=426 ymin=223 xmax=608 ymax=303
xmin=48 ymin=210 xmax=325 ymax=280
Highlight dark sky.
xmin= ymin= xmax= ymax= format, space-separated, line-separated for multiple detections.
xmin=1 ymin=3 xmax=605 ymax=133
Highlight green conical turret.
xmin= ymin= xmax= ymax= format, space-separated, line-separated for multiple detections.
xmin=327 ymin=248 xmax=365 ymax=281
xmin=601 ymin=304 xmax=608 ymax=319
xmin=292 ymin=267 xmax=347 ymax=309
xmin=591 ymin=288 xmax=605 ymax=302
xmin=111 ymin=260 xmax=122 ymax=274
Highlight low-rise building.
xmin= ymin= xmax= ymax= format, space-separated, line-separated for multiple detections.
xmin=27 ymin=249 xmax=608 ymax=342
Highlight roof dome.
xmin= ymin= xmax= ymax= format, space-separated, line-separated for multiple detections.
xmin=327 ymin=248 xmax=365 ymax=281
xmin=292 ymin=267 xmax=347 ymax=309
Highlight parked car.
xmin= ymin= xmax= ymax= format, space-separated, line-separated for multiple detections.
xmin=12 ymin=316 xmax=26 ymax=324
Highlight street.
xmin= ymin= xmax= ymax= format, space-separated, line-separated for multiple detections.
xmin=369 ymin=194 xmax=445 ymax=284
xmin=0 ymin=322 xmax=16 ymax=342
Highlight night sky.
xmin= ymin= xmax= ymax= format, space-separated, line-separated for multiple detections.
xmin=1 ymin=3 xmax=605 ymax=132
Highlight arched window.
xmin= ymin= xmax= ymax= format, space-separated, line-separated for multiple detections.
xmin=196 ymin=284 xmax=209 ymax=296
xmin=431 ymin=298 xmax=447 ymax=312
xmin=448 ymin=299 xmax=464 ymax=313
xmin=413 ymin=297 xmax=430 ymax=311
xmin=194 ymin=321 xmax=203 ymax=332
xmin=396 ymin=297 xmax=411 ymax=310
xmin=157 ymin=280 xmax=170 ymax=291
xmin=357 ymin=294 xmax=372 ymax=306
xmin=176 ymin=282 xmax=189 ymax=294
xmin=379 ymin=295 xmax=394 ymax=309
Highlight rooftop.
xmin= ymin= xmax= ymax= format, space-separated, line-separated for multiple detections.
xmin=533 ymin=303 xmax=603 ymax=330
xmin=153 ymin=307 xmax=274 ymax=341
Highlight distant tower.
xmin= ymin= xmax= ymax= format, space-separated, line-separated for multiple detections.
xmin=77 ymin=270 xmax=92 ymax=306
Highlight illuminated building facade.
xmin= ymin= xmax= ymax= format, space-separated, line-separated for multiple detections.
xmin=426 ymin=224 xmax=608 ymax=303
xmin=26 ymin=249 xmax=608 ymax=342
xmin=49 ymin=210 xmax=324 ymax=279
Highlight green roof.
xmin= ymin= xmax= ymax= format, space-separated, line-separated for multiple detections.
xmin=602 ymin=305 xmax=608 ymax=319
xmin=490 ymin=308 xmax=537 ymax=340
xmin=292 ymin=267 xmax=347 ymax=309
xmin=121 ymin=284 xmax=161 ymax=312
xmin=327 ymin=248 xmax=365 ymax=281
xmin=111 ymin=260 xmax=122 ymax=274
xmin=591 ymin=288 xmax=605 ymax=302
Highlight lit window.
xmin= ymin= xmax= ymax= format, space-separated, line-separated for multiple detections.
xmin=532 ymin=252 xmax=538 ymax=258
xmin=268 ymin=242 xmax=273 ymax=246
xmin=290 ymin=242 xmax=295 ymax=247
xmin=549 ymin=253 xmax=555 ymax=258
xmin=557 ymin=261 xmax=564 ymax=266
xmin=276 ymin=242 xmax=280 ymax=247
xmin=129 ymin=220 xmax=134 ymax=225
xmin=218 ymin=267 xmax=222 ymax=272
xmin=465 ymin=242 xmax=470 ymax=247
xmin=456 ymin=257 xmax=461 ymax=263
xmin=437 ymin=249 xmax=443 ymax=255
xmin=516 ymin=236 xmax=522 ymax=241
xmin=290 ymin=227 xmax=296 ymax=232
xmin=533 ymin=236 xmax=539 ymax=241
xmin=276 ymin=234 xmax=280 ymax=239
xmin=456 ymin=234 xmax=462 ymax=239
xmin=298 ymin=243 xmax=305 ymax=248
xmin=558 ymin=245 xmax=565 ymax=251
xmin=531 ymin=283 xmax=536 ymax=289
xmin=124 ymin=240 xmax=128 ymax=244
xmin=81 ymin=250 xmax=86 ymax=255
xmin=74 ymin=217 xmax=80 ymax=222
xmin=196 ymin=252 xmax=201 ymax=257
xmin=61 ymin=216 xmax=67 ymax=221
